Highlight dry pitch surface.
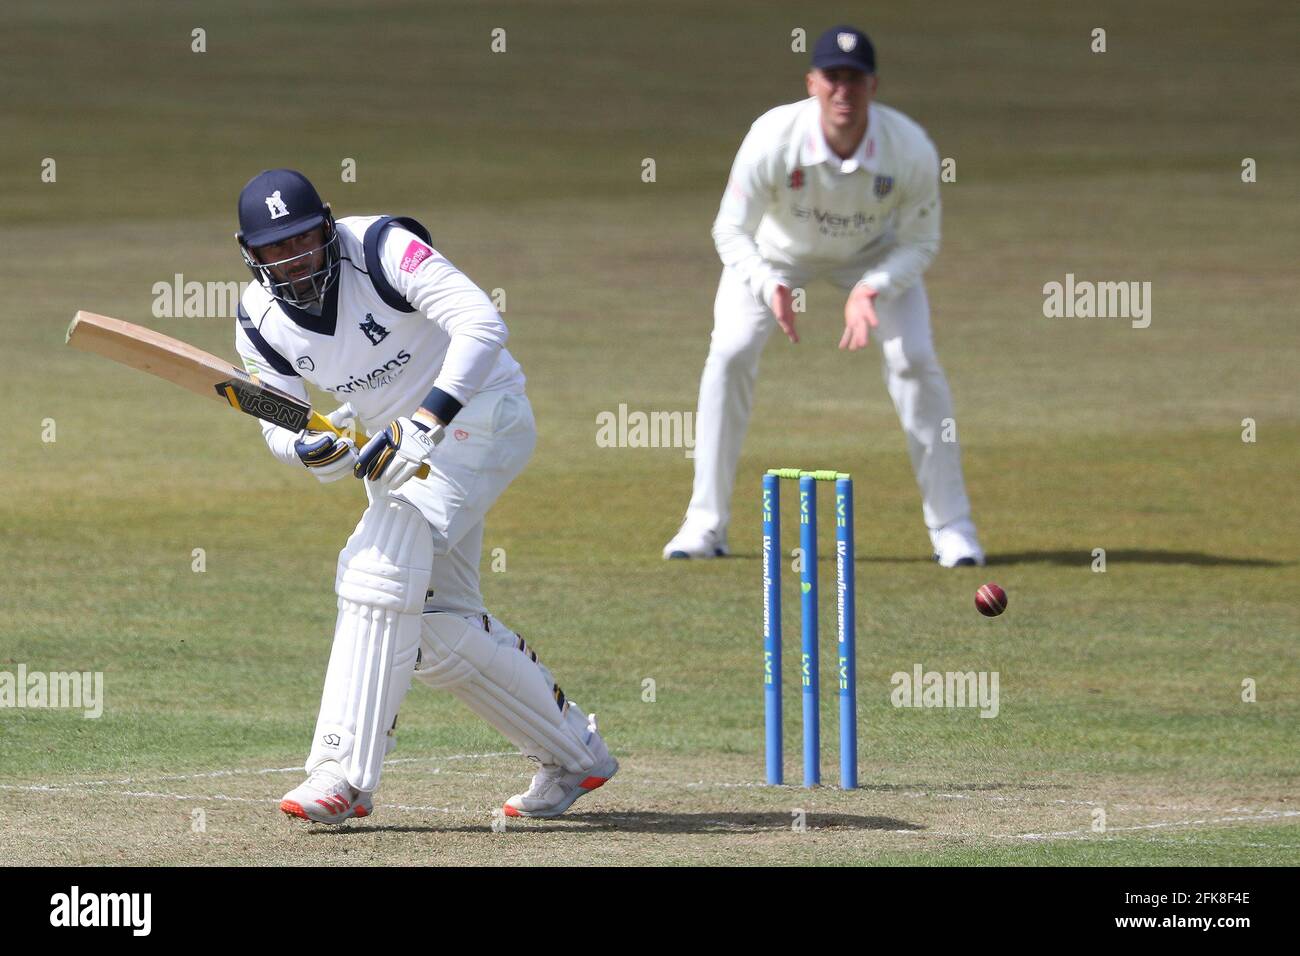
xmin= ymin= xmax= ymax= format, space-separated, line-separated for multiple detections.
xmin=5 ymin=755 xmax=1296 ymax=866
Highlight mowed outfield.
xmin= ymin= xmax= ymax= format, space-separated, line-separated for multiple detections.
xmin=0 ymin=0 xmax=1296 ymax=865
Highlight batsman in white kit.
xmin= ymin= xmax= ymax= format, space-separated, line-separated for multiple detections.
xmin=664 ymin=25 xmax=985 ymax=567
xmin=232 ymin=169 xmax=617 ymax=823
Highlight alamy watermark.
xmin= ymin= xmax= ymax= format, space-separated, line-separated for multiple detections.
xmin=890 ymin=664 xmax=999 ymax=718
xmin=0 ymin=665 xmax=104 ymax=718
xmin=595 ymin=403 xmax=695 ymax=458
xmin=1042 ymin=273 xmax=1151 ymax=328
xmin=50 ymin=886 xmax=150 ymax=935
xmin=152 ymin=274 xmax=251 ymax=319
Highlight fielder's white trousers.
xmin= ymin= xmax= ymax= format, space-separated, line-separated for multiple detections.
xmin=684 ymin=265 xmax=972 ymax=543
xmin=393 ymin=389 xmax=536 ymax=616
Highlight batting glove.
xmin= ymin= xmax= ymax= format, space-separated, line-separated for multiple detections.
xmin=295 ymin=405 xmax=361 ymax=483
xmin=295 ymin=430 xmax=357 ymax=482
xmin=354 ymin=416 xmax=443 ymax=494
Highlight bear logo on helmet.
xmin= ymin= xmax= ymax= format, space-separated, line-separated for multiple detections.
xmin=265 ymin=190 xmax=290 ymax=220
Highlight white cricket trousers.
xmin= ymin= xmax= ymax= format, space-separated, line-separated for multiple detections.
xmin=394 ymin=389 xmax=536 ymax=616
xmin=684 ymin=265 xmax=972 ymax=544
xmin=303 ymin=389 xmax=542 ymax=788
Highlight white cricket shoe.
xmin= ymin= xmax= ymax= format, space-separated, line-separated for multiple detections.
xmin=502 ymin=714 xmax=619 ymax=819
xmin=280 ymin=761 xmax=373 ymax=824
xmin=930 ymin=518 xmax=986 ymax=568
xmin=662 ymin=524 xmax=728 ymax=560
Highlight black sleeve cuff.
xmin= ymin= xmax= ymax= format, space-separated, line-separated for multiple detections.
xmin=419 ymin=386 xmax=463 ymax=424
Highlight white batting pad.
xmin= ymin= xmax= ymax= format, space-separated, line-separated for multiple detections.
xmin=307 ymin=494 xmax=433 ymax=791
xmin=415 ymin=612 xmax=597 ymax=773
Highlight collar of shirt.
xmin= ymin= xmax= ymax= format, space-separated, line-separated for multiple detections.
xmin=798 ymin=99 xmax=879 ymax=175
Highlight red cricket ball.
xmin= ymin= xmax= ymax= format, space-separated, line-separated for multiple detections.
xmin=975 ymin=583 xmax=1008 ymax=617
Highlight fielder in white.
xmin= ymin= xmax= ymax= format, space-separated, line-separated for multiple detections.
xmin=664 ymin=25 xmax=985 ymax=567
xmin=232 ymin=169 xmax=617 ymax=823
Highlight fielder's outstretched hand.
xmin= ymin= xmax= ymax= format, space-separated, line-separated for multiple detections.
xmin=841 ymin=284 xmax=879 ymax=351
xmin=354 ymin=416 xmax=443 ymax=494
xmin=770 ymin=284 xmax=799 ymax=343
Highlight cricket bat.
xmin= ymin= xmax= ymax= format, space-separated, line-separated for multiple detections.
xmin=65 ymin=311 xmax=426 ymax=477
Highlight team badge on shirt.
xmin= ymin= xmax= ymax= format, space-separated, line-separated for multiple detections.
xmin=359 ymin=313 xmax=390 ymax=346
xmin=873 ymin=175 xmax=894 ymax=199
xmin=788 ymin=170 xmax=805 ymax=190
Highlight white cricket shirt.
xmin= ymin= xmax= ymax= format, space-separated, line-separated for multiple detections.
xmin=712 ymin=97 xmax=942 ymax=304
xmin=235 ymin=215 xmax=525 ymax=465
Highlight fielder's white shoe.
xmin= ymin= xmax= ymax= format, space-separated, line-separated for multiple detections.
xmin=663 ymin=524 xmax=728 ymax=560
xmin=930 ymin=519 xmax=986 ymax=568
xmin=280 ymin=761 xmax=372 ymax=824
xmin=502 ymin=714 xmax=618 ymax=819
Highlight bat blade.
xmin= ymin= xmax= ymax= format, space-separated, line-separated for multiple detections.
xmin=66 ymin=311 xmax=314 ymax=433
xmin=64 ymin=310 xmax=423 ymax=476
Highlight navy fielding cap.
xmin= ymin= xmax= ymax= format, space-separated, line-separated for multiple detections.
xmin=811 ymin=26 xmax=876 ymax=73
xmin=238 ymin=169 xmax=328 ymax=247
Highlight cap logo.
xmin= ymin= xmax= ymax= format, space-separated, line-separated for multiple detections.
xmin=265 ymin=190 xmax=290 ymax=220
xmin=837 ymin=32 xmax=858 ymax=52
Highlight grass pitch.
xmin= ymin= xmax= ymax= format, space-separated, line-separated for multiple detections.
xmin=0 ymin=0 xmax=1296 ymax=865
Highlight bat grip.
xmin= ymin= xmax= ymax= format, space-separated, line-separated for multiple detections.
xmin=306 ymin=412 xmax=431 ymax=481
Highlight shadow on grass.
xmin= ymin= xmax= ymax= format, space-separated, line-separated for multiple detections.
xmin=326 ymin=811 xmax=921 ymax=835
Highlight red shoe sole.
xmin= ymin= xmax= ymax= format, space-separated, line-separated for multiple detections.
xmin=501 ymin=774 xmax=611 ymax=819
xmin=280 ymin=799 xmax=368 ymax=822
xmin=280 ymin=799 xmax=309 ymax=819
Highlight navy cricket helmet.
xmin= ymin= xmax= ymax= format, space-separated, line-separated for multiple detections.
xmin=236 ymin=169 xmax=341 ymax=308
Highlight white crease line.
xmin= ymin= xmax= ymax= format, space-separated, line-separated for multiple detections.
xmin=675 ymin=782 xmax=1300 ymax=817
xmin=113 ymin=789 xmax=467 ymax=816
xmin=384 ymin=802 xmax=472 ymax=815
xmin=0 ymin=751 xmax=517 ymax=792
xmin=902 ymin=791 xmax=1103 ymax=806
xmin=1003 ymin=810 xmax=1300 ymax=840
xmin=118 ymin=789 xmax=278 ymax=805
xmin=0 ymin=771 xmax=303 ymax=791
xmin=647 ymin=778 xmax=770 ymax=790
xmin=1133 ymin=839 xmax=1300 ymax=849
xmin=634 ymin=779 xmax=1277 ymax=816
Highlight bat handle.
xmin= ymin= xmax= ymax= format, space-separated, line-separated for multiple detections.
xmin=306 ymin=412 xmax=432 ymax=481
